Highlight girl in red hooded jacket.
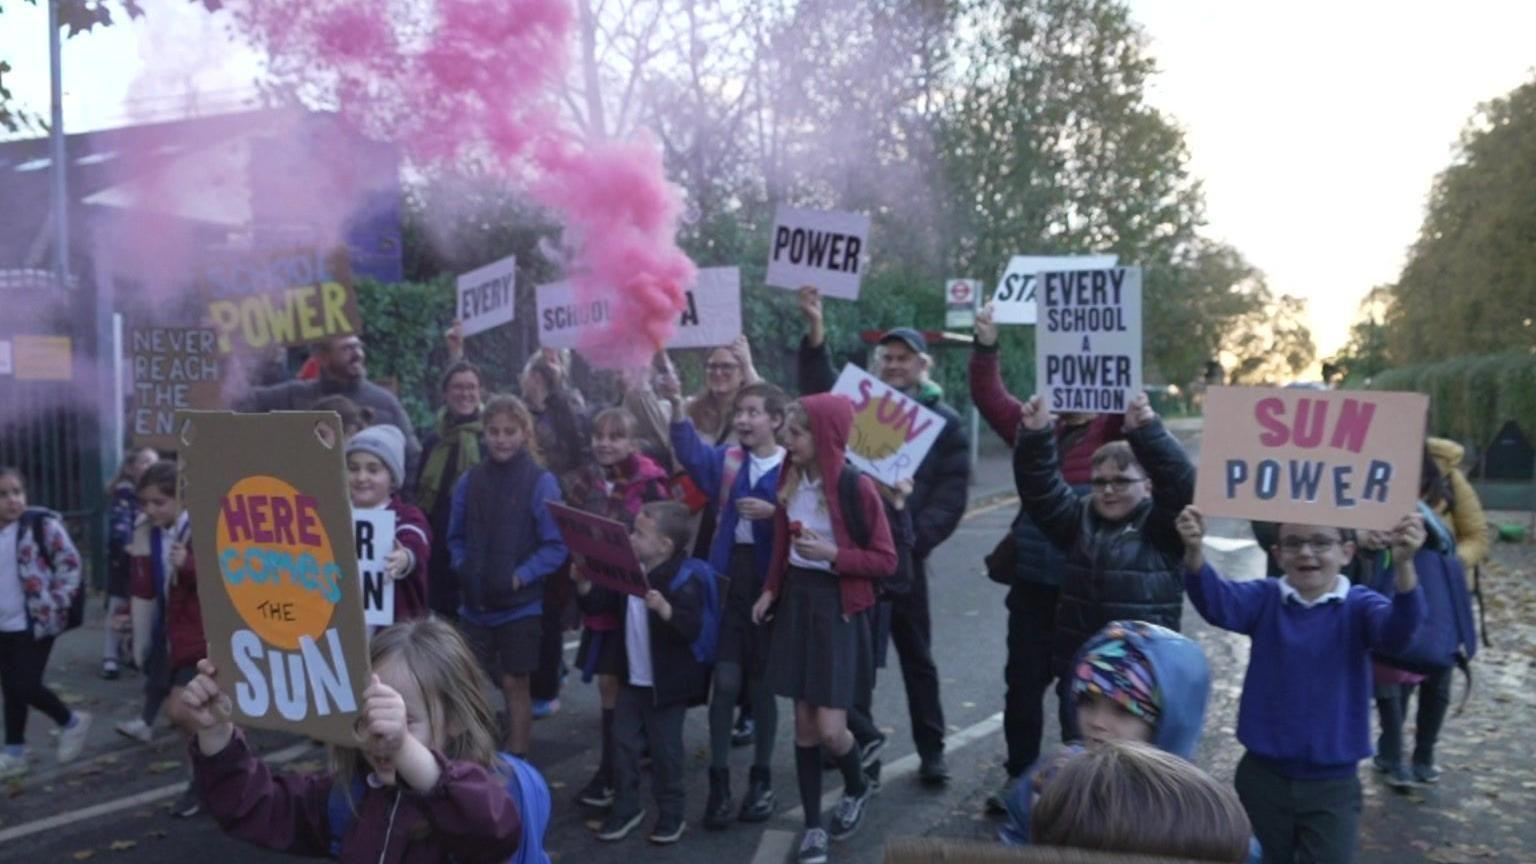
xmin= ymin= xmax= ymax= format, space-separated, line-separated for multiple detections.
xmin=751 ymin=394 xmax=897 ymax=864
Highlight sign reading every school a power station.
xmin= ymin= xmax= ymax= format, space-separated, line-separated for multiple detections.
xmin=1035 ymin=266 xmax=1143 ymax=415
xmin=765 ymin=205 xmax=869 ymax=300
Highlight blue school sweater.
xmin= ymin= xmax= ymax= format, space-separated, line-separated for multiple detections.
xmin=1184 ymin=563 xmax=1425 ymax=779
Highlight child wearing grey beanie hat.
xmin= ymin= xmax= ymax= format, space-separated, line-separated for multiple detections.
xmin=346 ymin=424 xmax=407 ymax=490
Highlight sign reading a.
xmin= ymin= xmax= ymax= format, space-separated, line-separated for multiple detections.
xmin=547 ymin=502 xmax=650 ymax=597
xmin=944 ymin=279 xmax=981 ymax=331
xmin=831 ymin=364 xmax=945 ymax=485
xmin=991 ymin=254 xmax=1117 ymax=325
xmin=456 ymin=254 xmax=517 ymax=337
xmin=353 ymin=509 xmax=397 ymax=627
xmin=202 ymin=248 xmax=361 ymax=355
xmin=130 ymin=328 xmax=223 ymax=450
xmin=179 ymin=411 xmax=370 ymax=745
xmin=765 ymin=206 xmax=870 ymax=300
xmin=1035 ymin=267 xmax=1142 ymax=415
xmin=1193 ymin=387 xmax=1428 ymax=532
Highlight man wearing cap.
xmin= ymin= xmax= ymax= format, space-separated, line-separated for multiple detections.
xmin=235 ymin=334 xmax=422 ymax=474
xmin=796 ymin=286 xmax=971 ymax=785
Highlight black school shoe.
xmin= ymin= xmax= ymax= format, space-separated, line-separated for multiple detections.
xmin=828 ymin=783 xmax=873 ymax=841
xmin=648 ymin=813 xmax=686 ymax=845
xmin=576 ymin=773 xmax=615 ymax=809
xmin=596 ymin=809 xmax=646 ymax=842
xmin=732 ymin=715 xmax=756 ymax=748
xmin=739 ymin=766 xmax=775 ymax=822
xmin=704 ymin=768 xmax=735 ymax=829
xmin=918 ymin=752 xmax=950 ymax=786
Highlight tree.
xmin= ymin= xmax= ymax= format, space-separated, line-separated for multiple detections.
xmin=1385 ymin=74 xmax=1536 ymax=363
xmin=0 ymin=0 xmax=221 ymax=134
xmin=1329 ymin=285 xmax=1392 ymax=383
xmin=1222 ymin=291 xmax=1315 ymax=385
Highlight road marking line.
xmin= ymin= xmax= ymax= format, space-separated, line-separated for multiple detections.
xmin=0 ymin=740 xmax=315 ymax=844
xmin=781 ymin=711 xmax=1004 ymax=822
xmin=751 ymin=829 xmax=801 ymax=864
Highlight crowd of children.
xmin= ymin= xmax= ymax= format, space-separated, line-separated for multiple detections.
xmin=0 ymin=300 xmax=1491 ymax=864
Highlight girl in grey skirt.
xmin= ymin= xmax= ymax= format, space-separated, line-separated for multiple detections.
xmin=752 ymin=394 xmax=898 ymax=864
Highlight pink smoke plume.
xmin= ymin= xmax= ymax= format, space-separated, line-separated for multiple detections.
xmin=230 ymin=0 xmax=695 ymax=367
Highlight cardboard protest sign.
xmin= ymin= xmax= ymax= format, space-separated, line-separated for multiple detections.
xmin=177 ymin=411 xmax=370 ymax=745
xmin=353 ymin=508 xmax=397 ymax=627
xmin=129 ymin=328 xmax=224 ymax=450
xmin=991 ymin=254 xmax=1117 ymax=325
xmin=831 ymin=364 xmax=946 ymax=485
xmin=668 ymin=267 xmax=742 ymax=350
xmin=944 ymin=279 xmax=981 ymax=331
xmin=536 ymin=281 xmax=600 ymax=350
xmin=765 ymin=206 xmax=869 ymax=300
xmin=547 ymin=502 xmax=649 ymax=597
xmin=1035 ymin=267 xmax=1142 ymax=415
xmin=201 ymin=248 xmax=361 ymax=355
xmin=1193 ymin=387 xmax=1428 ymax=532
xmin=457 ymin=254 xmax=517 ymax=337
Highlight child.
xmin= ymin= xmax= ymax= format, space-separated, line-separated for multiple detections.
xmin=1178 ymin=505 xmax=1427 ymax=864
xmin=670 ymin=381 xmax=788 ymax=828
xmin=0 ymin=466 xmax=89 ymax=779
xmin=751 ymin=395 xmax=898 ymax=864
xmin=346 ymin=424 xmax=432 ymax=623
xmin=569 ymin=407 xmax=673 ymax=810
xmin=115 ymin=461 xmax=206 ymax=815
xmin=1000 ymin=619 xmax=1213 ymax=846
xmin=449 ymin=395 xmax=568 ymax=758
xmin=1030 ymin=739 xmax=1253 ymax=864
xmin=581 ymin=501 xmax=712 ymax=845
xmin=104 ymin=445 xmax=158 ymax=679
xmin=1013 ymin=392 xmax=1194 ymax=741
xmin=183 ymin=618 xmax=526 ymax=861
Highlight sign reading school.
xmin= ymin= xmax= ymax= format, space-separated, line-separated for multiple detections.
xmin=991 ymin=254 xmax=1117 ymax=325
xmin=1036 ymin=266 xmax=1142 ymax=415
xmin=354 ymin=509 xmax=397 ymax=627
xmin=765 ymin=206 xmax=869 ymax=300
xmin=130 ymin=328 xmax=224 ymax=450
xmin=1193 ymin=387 xmax=1428 ymax=531
xmin=831 ymin=364 xmax=944 ymax=486
xmin=202 ymin=248 xmax=362 ymax=355
xmin=547 ymin=502 xmax=650 ymax=597
xmin=179 ymin=411 xmax=370 ymax=745
xmin=456 ymin=254 xmax=517 ymax=337
xmin=538 ymin=269 xmax=741 ymax=352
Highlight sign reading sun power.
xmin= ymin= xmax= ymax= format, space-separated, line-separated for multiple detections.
xmin=182 ymin=412 xmax=370 ymax=744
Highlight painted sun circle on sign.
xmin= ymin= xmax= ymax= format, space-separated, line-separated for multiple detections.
xmin=215 ymin=475 xmax=340 ymax=650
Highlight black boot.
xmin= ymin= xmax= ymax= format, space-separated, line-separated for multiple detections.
xmin=704 ymin=768 xmax=734 ymax=830
xmin=739 ymin=765 xmax=776 ymax=822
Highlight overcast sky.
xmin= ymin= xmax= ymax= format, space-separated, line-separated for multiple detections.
xmin=4 ymin=0 xmax=1534 ymax=363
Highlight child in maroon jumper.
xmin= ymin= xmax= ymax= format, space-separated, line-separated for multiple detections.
xmin=346 ymin=425 xmax=432 ymax=623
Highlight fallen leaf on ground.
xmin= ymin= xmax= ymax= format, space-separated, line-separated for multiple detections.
xmin=108 ymin=840 xmax=137 ymax=852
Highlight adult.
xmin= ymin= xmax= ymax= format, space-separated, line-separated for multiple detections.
xmin=796 ymin=286 xmax=970 ymax=784
xmin=413 ymin=360 xmax=486 ymax=619
xmin=685 ymin=336 xmax=760 ymax=444
xmin=969 ymin=303 xmax=1123 ymax=812
xmin=235 ymin=334 xmax=421 ymax=473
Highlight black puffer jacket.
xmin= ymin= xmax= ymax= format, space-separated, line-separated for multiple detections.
xmin=1012 ymin=419 xmax=1195 ymax=674
xmin=797 ymin=337 xmax=970 ymax=560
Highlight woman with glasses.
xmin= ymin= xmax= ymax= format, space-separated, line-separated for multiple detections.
xmin=685 ymin=337 xmax=761 ymax=445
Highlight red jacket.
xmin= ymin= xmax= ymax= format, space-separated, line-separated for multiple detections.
xmin=969 ymin=345 xmax=1123 ymax=485
xmin=764 ymin=393 xmax=897 ymax=617
xmin=388 ymin=496 xmax=433 ymax=622
xmin=193 ymin=730 xmax=522 ymax=864
xmin=129 ymin=518 xmax=206 ymax=670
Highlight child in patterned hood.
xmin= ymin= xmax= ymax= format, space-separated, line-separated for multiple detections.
xmin=1001 ymin=620 xmax=1212 ymax=846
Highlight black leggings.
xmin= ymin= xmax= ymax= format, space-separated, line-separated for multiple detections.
xmin=0 ymin=632 xmax=73 ymax=746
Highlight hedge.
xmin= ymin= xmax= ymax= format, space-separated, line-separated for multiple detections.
xmin=1369 ymin=351 xmax=1536 ymax=449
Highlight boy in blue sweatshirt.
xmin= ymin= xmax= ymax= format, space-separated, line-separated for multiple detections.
xmin=1176 ymin=505 xmax=1426 ymax=864
xmin=669 ymin=382 xmax=788 ymax=827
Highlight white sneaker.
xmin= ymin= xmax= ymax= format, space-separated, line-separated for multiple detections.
xmin=57 ymin=711 xmax=92 ymax=763
xmin=0 ymin=752 xmax=28 ymax=779
xmin=115 ymin=718 xmax=154 ymax=743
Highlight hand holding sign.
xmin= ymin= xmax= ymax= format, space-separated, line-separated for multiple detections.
xmin=1388 ymin=512 xmax=1426 ymax=560
xmin=975 ymin=303 xmax=999 ymax=348
xmin=361 ymin=673 xmax=408 ymax=785
xmin=184 ymin=659 xmax=235 ymax=756
xmin=1019 ymin=395 xmax=1055 ymax=433
xmin=1175 ymin=505 xmax=1206 ymax=573
xmin=1123 ymin=392 xmax=1156 ymax=431
xmin=384 ymin=544 xmax=410 ymax=581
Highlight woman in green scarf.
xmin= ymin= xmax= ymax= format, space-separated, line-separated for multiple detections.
xmin=415 ymin=360 xmax=485 ymax=618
